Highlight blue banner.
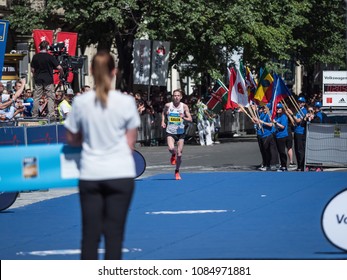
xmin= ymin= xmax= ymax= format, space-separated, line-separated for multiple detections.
xmin=0 ymin=143 xmax=146 ymax=192
xmin=0 ymin=144 xmax=80 ymax=192
xmin=0 ymin=127 xmax=26 ymax=146
xmin=0 ymin=20 xmax=9 ymax=80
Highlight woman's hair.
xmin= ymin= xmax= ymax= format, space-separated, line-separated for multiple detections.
xmin=91 ymin=51 xmax=116 ymax=107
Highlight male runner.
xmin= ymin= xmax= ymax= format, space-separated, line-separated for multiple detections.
xmin=161 ymin=89 xmax=192 ymax=180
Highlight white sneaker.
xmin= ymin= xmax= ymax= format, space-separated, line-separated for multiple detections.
xmin=288 ymin=163 xmax=297 ymax=170
xmin=259 ymin=166 xmax=268 ymax=171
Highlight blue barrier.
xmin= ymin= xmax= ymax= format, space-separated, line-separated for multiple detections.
xmin=0 ymin=124 xmax=68 ymax=146
xmin=26 ymin=125 xmax=58 ymax=145
xmin=0 ymin=144 xmax=80 ymax=192
xmin=0 ymin=127 xmax=26 ymax=146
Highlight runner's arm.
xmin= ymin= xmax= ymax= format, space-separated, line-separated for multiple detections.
xmin=183 ymin=104 xmax=192 ymax=122
xmin=161 ymin=103 xmax=169 ymax=128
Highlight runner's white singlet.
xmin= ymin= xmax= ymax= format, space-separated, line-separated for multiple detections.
xmin=166 ymin=102 xmax=185 ymax=134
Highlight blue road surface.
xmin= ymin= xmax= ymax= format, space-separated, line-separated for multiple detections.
xmin=1 ymin=172 xmax=347 ymax=260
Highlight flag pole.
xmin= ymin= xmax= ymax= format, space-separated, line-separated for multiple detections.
xmin=281 ymin=100 xmax=295 ymax=126
xmin=289 ymin=95 xmax=305 ymax=118
xmin=239 ymin=105 xmax=253 ymax=121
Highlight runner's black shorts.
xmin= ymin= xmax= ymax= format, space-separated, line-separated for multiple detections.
xmin=166 ymin=133 xmax=185 ymax=142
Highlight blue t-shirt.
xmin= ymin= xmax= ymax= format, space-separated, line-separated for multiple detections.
xmin=257 ymin=112 xmax=274 ymax=138
xmin=23 ymin=97 xmax=34 ymax=117
xmin=315 ymin=111 xmax=323 ymax=123
xmin=294 ymin=107 xmax=307 ymax=134
xmin=274 ymin=114 xmax=289 ymax=139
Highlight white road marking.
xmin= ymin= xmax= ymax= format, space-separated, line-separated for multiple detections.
xmin=145 ymin=210 xmax=229 ymax=215
xmin=16 ymin=248 xmax=142 ymax=256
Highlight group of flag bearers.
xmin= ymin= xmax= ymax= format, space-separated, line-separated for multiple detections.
xmin=204 ymin=63 xmax=326 ymax=172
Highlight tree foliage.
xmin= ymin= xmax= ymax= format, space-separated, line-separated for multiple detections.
xmin=6 ymin=0 xmax=347 ymax=92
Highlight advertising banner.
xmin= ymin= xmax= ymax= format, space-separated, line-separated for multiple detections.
xmin=133 ymin=40 xmax=151 ymax=85
xmin=0 ymin=20 xmax=9 ymax=80
xmin=0 ymin=144 xmax=80 ymax=192
xmin=56 ymin=32 xmax=78 ymax=56
xmin=150 ymin=41 xmax=170 ymax=86
xmin=322 ymin=71 xmax=347 ymax=107
xmin=32 ymin=29 xmax=54 ymax=53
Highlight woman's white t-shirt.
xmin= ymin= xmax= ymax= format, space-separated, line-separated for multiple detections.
xmin=64 ymin=90 xmax=140 ymax=180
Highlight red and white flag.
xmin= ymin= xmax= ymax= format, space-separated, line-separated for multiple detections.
xmin=231 ymin=67 xmax=249 ymax=107
xmin=32 ymin=29 xmax=54 ymax=53
xmin=225 ymin=67 xmax=238 ymax=110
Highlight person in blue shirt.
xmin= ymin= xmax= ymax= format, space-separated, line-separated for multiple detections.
xmin=287 ymin=96 xmax=308 ymax=171
xmin=312 ymin=101 xmax=326 ymax=123
xmin=273 ymin=103 xmax=289 ymax=171
xmin=253 ymin=104 xmax=278 ymax=171
xmin=23 ymin=88 xmax=34 ymax=117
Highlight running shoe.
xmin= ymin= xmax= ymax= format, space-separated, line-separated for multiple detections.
xmin=170 ymin=154 xmax=176 ymax=165
xmin=277 ymin=167 xmax=288 ymax=172
xmin=175 ymin=170 xmax=181 ymax=180
xmin=288 ymin=162 xmax=297 ymax=170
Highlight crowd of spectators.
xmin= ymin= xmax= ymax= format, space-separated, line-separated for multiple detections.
xmin=0 ymin=79 xmax=325 ymax=138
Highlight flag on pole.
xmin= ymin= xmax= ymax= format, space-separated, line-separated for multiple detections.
xmin=226 ymin=67 xmax=238 ymax=110
xmin=206 ymin=79 xmax=229 ymax=113
xmin=254 ymin=68 xmax=274 ymax=104
xmin=245 ymin=66 xmax=258 ymax=103
xmin=231 ymin=67 xmax=249 ymax=107
xmin=270 ymin=74 xmax=292 ymax=119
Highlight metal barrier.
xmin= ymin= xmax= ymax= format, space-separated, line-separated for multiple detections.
xmin=136 ymin=111 xmax=255 ymax=144
xmin=0 ymin=124 xmax=66 ymax=146
xmin=305 ymin=123 xmax=347 ymax=168
xmin=0 ymin=110 xmax=256 ymax=146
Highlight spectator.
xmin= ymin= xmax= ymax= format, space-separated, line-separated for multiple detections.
xmin=0 ymin=94 xmax=15 ymax=120
xmin=80 ymin=85 xmax=91 ymax=94
xmin=56 ymin=90 xmax=73 ymax=123
xmin=192 ymin=96 xmax=213 ymax=146
xmin=13 ymin=99 xmax=25 ymax=119
xmin=13 ymin=80 xmax=24 ymax=100
xmin=0 ymin=79 xmax=25 ymax=110
xmin=23 ymin=88 xmax=34 ymax=117
xmin=38 ymin=96 xmax=48 ymax=117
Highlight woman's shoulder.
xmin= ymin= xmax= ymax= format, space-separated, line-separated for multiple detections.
xmin=109 ymin=90 xmax=136 ymax=103
xmin=72 ymin=90 xmax=95 ymax=106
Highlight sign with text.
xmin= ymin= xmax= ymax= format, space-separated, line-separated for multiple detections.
xmin=0 ymin=20 xmax=9 ymax=79
xmin=322 ymin=189 xmax=347 ymax=251
xmin=322 ymin=71 xmax=347 ymax=107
